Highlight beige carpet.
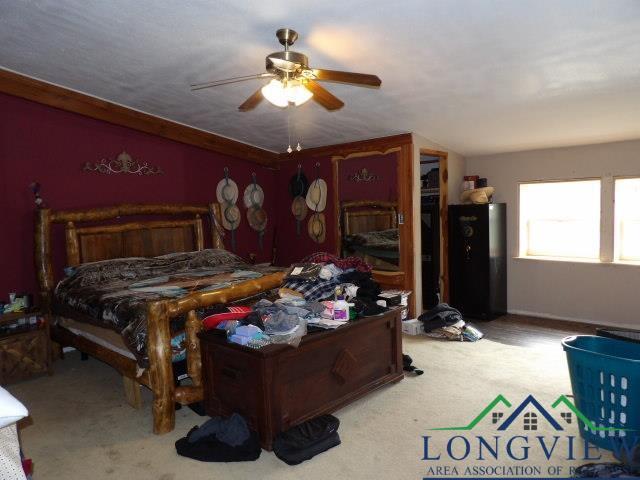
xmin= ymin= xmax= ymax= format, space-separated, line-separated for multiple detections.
xmin=8 ymin=335 xmax=614 ymax=479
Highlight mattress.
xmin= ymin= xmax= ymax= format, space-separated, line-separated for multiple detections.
xmin=57 ymin=317 xmax=136 ymax=361
xmin=54 ymin=249 xmax=283 ymax=366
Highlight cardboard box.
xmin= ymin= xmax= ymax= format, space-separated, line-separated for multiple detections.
xmin=401 ymin=318 xmax=424 ymax=335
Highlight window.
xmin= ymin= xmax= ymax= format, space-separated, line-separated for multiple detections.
xmin=523 ymin=412 xmax=538 ymax=431
xmin=519 ymin=180 xmax=601 ymax=260
xmin=615 ymin=178 xmax=640 ymax=262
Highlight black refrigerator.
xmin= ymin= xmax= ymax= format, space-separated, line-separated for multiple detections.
xmin=448 ymin=203 xmax=507 ymax=320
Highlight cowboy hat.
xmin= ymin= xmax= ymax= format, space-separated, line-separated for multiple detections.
xmin=216 ymin=178 xmax=239 ymax=205
xmin=307 ymin=212 xmax=326 ymax=243
xmin=305 ymin=178 xmax=327 ymax=212
xmin=291 ymin=195 xmax=308 ymax=221
xmin=288 ymin=172 xmax=309 ymax=198
xmin=221 ymin=204 xmax=241 ymax=230
xmin=460 ymin=186 xmax=495 ymax=204
xmin=243 ymin=183 xmax=264 ymax=208
xmin=247 ymin=206 xmax=268 ymax=232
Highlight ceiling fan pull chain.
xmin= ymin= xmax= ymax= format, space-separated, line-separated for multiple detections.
xmin=286 ymin=103 xmax=293 ymax=153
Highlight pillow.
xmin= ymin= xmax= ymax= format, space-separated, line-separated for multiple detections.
xmin=0 ymin=388 xmax=28 ymax=429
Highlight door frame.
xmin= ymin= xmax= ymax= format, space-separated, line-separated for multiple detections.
xmin=419 ymin=148 xmax=450 ymax=305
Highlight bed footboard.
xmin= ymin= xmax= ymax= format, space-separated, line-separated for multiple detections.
xmin=146 ymin=271 xmax=285 ymax=434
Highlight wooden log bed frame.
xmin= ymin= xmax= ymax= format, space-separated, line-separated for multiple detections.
xmin=34 ymin=202 xmax=284 ymax=434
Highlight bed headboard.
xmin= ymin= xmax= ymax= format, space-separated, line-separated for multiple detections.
xmin=35 ymin=203 xmax=224 ymax=308
xmin=341 ymin=200 xmax=398 ymax=236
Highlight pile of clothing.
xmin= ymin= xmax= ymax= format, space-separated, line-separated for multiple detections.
xmin=418 ymin=303 xmax=484 ymax=342
xmin=198 ymin=253 xmax=387 ymax=348
xmin=177 ymin=413 xmax=341 ymax=465
xmin=175 ymin=413 xmax=261 ymax=462
xmin=280 ymin=252 xmax=385 ymax=317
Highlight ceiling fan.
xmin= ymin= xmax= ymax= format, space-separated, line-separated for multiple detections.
xmin=191 ymin=28 xmax=381 ymax=112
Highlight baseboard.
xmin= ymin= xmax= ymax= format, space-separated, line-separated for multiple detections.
xmin=508 ymin=309 xmax=638 ymax=330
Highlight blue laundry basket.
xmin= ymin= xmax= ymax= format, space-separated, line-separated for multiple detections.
xmin=562 ymin=335 xmax=640 ymax=451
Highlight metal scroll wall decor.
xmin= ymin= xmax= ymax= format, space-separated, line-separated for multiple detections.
xmin=83 ymin=151 xmax=163 ymax=175
xmin=348 ymin=167 xmax=378 ymax=183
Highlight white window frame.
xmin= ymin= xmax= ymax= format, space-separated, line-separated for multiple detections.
xmin=516 ymin=175 xmax=640 ymax=266
xmin=517 ymin=178 xmax=603 ymax=262
xmin=614 ymin=176 xmax=640 ymax=264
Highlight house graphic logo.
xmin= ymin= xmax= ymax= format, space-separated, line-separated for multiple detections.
xmin=431 ymin=394 xmax=625 ymax=433
xmin=421 ymin=395 xmax=635 ymax=478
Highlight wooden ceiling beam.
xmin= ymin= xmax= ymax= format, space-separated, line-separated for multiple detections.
xmin=0 ymin=69 xmax=279 ymax=166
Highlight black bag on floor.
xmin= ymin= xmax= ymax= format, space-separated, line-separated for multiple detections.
xmin=273 ymin=414 xmax=341 ymax=465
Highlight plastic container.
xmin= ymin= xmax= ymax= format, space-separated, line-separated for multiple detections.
xmin=333 ymin=296 xmax=349 ymax=321
xmin=562 ymin=335 xmax=640 ymax=451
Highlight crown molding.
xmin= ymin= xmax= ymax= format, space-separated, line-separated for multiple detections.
xmin=278 ymin=133 xmax=413 ymax=162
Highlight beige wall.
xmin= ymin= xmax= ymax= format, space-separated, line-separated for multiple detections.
xmin=466 ymin=138 xmax=640 ymax=328
xmin=412 ymin=133 xmax=466 ymax=313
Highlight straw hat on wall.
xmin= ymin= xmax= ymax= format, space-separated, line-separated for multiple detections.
xmin=305 ymin=178 xmax=327 ymax=212
xmin=307 ymin=212 xmax=326 ymax=243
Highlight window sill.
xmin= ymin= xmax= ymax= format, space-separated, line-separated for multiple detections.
xmin=513 ymin=256 xmax=640 ymax=267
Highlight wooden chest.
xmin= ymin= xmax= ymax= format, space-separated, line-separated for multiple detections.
xmin=199 ymin=309 xmax=403 ymax=450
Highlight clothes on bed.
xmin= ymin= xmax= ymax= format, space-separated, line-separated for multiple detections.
xmin=54 ymin=249 xmax=282 ymax=366
xmin=301 ymin=252 xmax=372 ymax=273
xmin=344 ymin=228 xmax=399 ymax=250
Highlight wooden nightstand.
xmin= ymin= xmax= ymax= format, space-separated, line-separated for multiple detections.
xmin=0 ymin=310 xmax=52 ymax=384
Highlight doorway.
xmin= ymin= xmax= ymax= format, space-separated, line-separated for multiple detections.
xmin=419 ymin=148 xmax=449 ymax=311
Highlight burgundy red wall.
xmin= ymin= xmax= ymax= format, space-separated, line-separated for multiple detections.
xmin=0 ymin=92 xmax=277 ymax=300
xmin=274 ymin=158 xmax=337 ymax=266
xmin=274 ymin=152 xmax=398 ymax=266
xmin=337 ymin=153 xmax=398 ymax=202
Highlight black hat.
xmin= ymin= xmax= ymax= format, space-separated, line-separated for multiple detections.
xmin=288 ymin=172 xmax=309 ymax=198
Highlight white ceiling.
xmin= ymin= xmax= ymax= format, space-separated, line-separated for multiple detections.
xmin=1 ymin=0 xmax=639 ymax=156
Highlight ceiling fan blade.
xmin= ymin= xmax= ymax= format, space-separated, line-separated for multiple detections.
xmin=191 ymin=73 xmax=274 ymax=91
xmin=305 ymin=80 xmax=344 ymax=111
xmin=311 ymin=69 xmax=381 ymax=87
xmin=238 ymin=87 xmax=264 ymax=112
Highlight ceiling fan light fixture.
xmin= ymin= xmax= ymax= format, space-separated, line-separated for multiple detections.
xmin=286 ymin=80 xmax=313 ymax=106
xmin=261 ymin=79 xmax=289 ymax=108
xmin=261 ymin=79 xmax=313 ymax=108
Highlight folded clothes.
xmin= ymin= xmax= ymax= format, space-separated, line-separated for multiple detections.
xmin=284 ymin=263 xmax=322 ymax=281
xmin=419 ymin=303 xmax=464 ymax=332
xmin=281 ymin=277 xmax=340 ymax=302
